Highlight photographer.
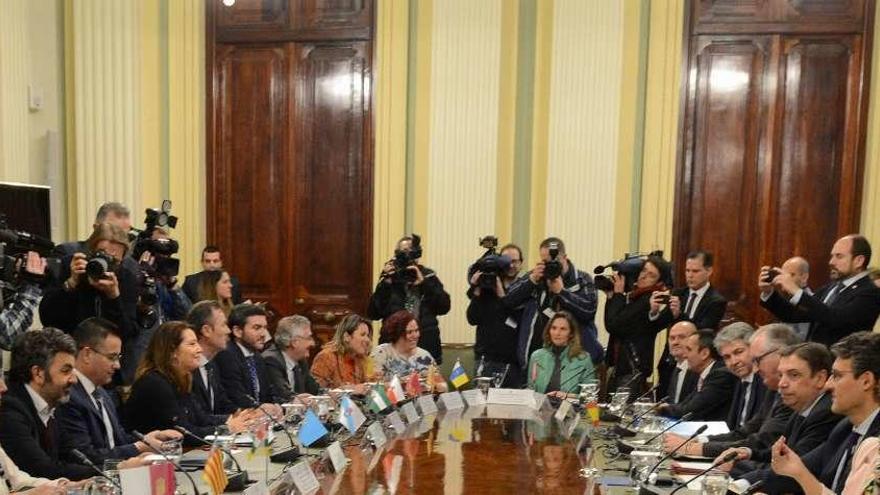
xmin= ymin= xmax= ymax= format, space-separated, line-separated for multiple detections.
xmin=0 ymin=252 xmax=46 ymax=349
xmin=466 ymin=242 xmax=524 ymax=387
xmin=133 ymin=227 xmax=191 ymax=324
xmin=38 ymin=222 xmax=137 ymax=344
xmin=367 ymin=235 xmax=451 ymax=364
xmin=603 ymin=255 xmax=672 ymax=395
xmin=503 ymin=237 xmax=603 ymax=371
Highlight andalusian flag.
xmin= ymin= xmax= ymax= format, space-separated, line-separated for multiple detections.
xmin=202 ymin=447 xmax=228 ymax=495
xmin=369 ymin=384 xmax=391 ymax=413
xmin=386 ymin=375 xmax=405 ymax=404
xmin=449 ymin=359 xmax=469 ymax=389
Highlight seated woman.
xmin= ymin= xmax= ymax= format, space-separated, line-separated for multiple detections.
xmin=766 ymin=436 xmax=879 ymax=495
xmin=124 ymin=321 xmax=247 ymax=445
xmin=311 ymin=314 xmax=374 ymax=394
xmin=370 ymin=310 xmax=447 ymax=392
xmin=194 ymin=270 xmax=233 ymax=315
xmin=527 ymin=311 xmax=595 ymax=399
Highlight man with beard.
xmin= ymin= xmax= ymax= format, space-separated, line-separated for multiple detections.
xmin=0 ymin=328 xmax=94 ymax=480
xmin=214 ymin=304 xmax=276 ymax=408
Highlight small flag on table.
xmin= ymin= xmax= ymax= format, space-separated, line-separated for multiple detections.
xmin=386 ymin=375 xmax=405 ymax=404
xmin=406 ymin=370 xmax=421 ymax=398
xmin=449 ymin=359 xmax=469 ymax=389
xmin=337 ymin=395 xmax=367 ymax=434
xmin=202 ymin=447 xmax=228 ymax=495
xmin=369 ymin=383 xmax=392 ymax=413
xmin=297 ymin=409 xmax=329 ymax=447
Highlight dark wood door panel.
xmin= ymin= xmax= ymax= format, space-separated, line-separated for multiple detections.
xmin=212 ymin=44 xmax=293 ymax=307
xmin=291 ymin=0 xmax=372 ymax=31
xmin=692 ymin=0 xmax=868 ymax=34
xmin=677 ymin=37 xmax=772 ymax=319
xmin=215 ymin=0 xmax=289 ymax=30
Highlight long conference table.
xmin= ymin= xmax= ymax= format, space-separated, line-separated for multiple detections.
xmin=173 ymin=398 xmax=702 ymax=495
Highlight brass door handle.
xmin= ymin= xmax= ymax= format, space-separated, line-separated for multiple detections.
xmin=309 ymin=309 xmax=349 ymax=323
xmin=294 ymin=298 xmax=305 ymax=304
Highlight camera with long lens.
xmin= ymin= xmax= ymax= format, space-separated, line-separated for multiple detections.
xmin=131 ymin=200 xmax=181 ymax=279
xmin=388 ymin=234 xmax=423 ymax=284
xmin=593 ymin=250 xmax=665 ymax=292
xmin=468 ymin=235 xmax=512 ymax=291
xmin=0 ymin=215 xmax=63 ymax=290
xmin=85 ymin=251 xmax=117 ymax=280
xmin=543 ymin=242 xmax=563 ymax=280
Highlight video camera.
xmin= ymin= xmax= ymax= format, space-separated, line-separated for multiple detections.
xmin=0 ymin=215 xmax=62 ymax=290
xmin=387 ymin=234 xmax=423 ymax=284
xmin=593 ymin=250 xmax=664 ymax=292
xmin=130 ymin=200 xmax=180 ymax=279
xmin=467 ymin=235 xmax=512 ymax=291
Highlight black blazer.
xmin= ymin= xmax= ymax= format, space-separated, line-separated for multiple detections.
xmin=262 ymin=346 xmax=322 ymax=400
xmin=123 ymin=370 xmax=220 ymax=445
xmin=743 ymin=404 xmax=880 ymax=494
xmin=666 ymin=364 xmax=698 ymax=405
xmin=761 ymin=276 xmax=880 ymax=347
xmin=56 ymin=381 xmax=139 ymax=464
xmin=213 ymin=341 xmax=273 ymax=408
xmin=191 ymin=359 xmax=237 ymax=419
xmin=726 ymin=376 xmax=768 ymax=430
xmin=703 ymin=391 xmax=794 ymax=458
xmin=665 ymin=360 xmax=738 ymax=421
xmin=0 ymin=383 xmax=94 ymax=480
xmin=654 ymin=285 xmax=728 ymax=331
xmin=182 ymin=271 xmax=243 ymax=305
xmin=604 ymin=292 xmax=668 ymax=378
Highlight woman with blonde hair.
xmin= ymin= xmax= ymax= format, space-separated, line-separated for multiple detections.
xmin=311 ymin=314 xmax=374 ymax=394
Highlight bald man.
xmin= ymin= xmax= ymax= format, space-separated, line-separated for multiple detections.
xmin=778 ymin=257 xmax=811 ymax=340
xmin=665 ymin=321 xmax=699 ymax=404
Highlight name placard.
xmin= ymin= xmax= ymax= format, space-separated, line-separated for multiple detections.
xmin=439 ymin=391 xmax=465 ymax=410
xmin=326 ymin=440 xmax=348 ymax=473
xmin=401 ymin=401 xmax=420 ymax=424
xmin=287 ymin=460 xmax=320 ymax=495
xmin=243 ymin=482 xmax=268 ymax=495
xmin=487 ymin=388 xmax=540 ymax=408
xmin=554 ymin=399 xmax=573 ymax=422
xmin=386 ymin=411 xmax=407 ymax=434
xmin=417 ymin=395 xmax=438 ymax=415
xmin=461 ymin=389 xmax=486 ymax=407
xmin=367 ymin=421 xmax=387 ymax=449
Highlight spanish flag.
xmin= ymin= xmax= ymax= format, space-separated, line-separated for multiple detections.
xmin=202 ymin=447 xmax=228 ymax=495
xmin=449 ymin=359 xmax=469 ymax=389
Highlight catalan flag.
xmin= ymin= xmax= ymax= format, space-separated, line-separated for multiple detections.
xmin=202 ymin=447 xmax=228 ymax=495
xmin=449 ymin=359 xmax=469 ymax=389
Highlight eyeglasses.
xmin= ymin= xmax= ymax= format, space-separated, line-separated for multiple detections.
xmin=829 ymin=369 xmax=859 ymax=382
xmin=88 ymin=347 xmax=122 ymax=363
xmin=752 ymin=348 xmax=779 ymax=366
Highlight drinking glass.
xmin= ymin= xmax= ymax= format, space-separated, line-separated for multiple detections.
xmin=608 ymin=389 xmax=629 ymax=416
xmin=703 ymin=471 xmax=730 ymax=495
xmin=492 ymin=365 xmax=509 ymax=388
xmin=628 ymin=450 xmax=660 ymax=483
xmin=159 ymin=438 xmax=182 ymax=462
xmin=475 ymin=377 xmax=493 ymax=397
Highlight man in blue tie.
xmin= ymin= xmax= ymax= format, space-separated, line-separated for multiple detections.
xmin=56 ymin=317 xmax=181 ymax=464
xmin=214 ymin=304 xmax=275 ymax=408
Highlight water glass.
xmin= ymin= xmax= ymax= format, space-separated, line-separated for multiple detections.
xmin=492 ymin=365 xmax=509 ymax=387
xmin=629 ymin=450 xmax=661 ymax=483
xmin=159 ymin=438 xmax=182 ymax=462
xmin=703 ymin=471 xmax=730 ymax=495
xmin=608 ymin=390 xmax=629 ymax=416
xmin=475 ymin=377 xmax=493 ymax=397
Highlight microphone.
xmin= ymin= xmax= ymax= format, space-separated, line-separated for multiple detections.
xmin=624 ymin=394 xmax=669 ymax=428
xmin=174 ymin=426 xmax=250 ymax=491
xmin=70 ymin=449 xmax=122 ymax=491
xmin=741 ymin=480 xmax=764 ymax=495
xmin=644 ymin=424 xmax=708 ymax=481
xmin=245 ymin=394 xmax=301 ymax=464
xmin=642 ymin=412 xmax=695 ymax=444
xmin=668 ymin=449 xmax=738 ymax=494
xmin=628 ymin=384 xmax=660 ymax=407
xmin=132 ymin=431 xmax=202 ymax=495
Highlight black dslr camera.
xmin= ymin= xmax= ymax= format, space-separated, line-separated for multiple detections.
xmin=468 ymin=235 xmax=512 ymax=291
xmin=543 ymin=242 xmax=563 ymax=280
xmin=389 ymin=234 xmax=423 ymax=284
xmin=0 ymin=215 xmax=62 ymax=290
xmin=85 ymin=251 xmax=117 ymax=280
xmin=593 ymin=250 xmax=664 ymax=292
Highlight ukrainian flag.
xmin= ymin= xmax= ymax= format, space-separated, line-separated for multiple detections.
xmin=449 ymin=359 xmax=469 ymax=389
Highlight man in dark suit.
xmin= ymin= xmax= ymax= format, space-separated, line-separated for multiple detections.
xmin=665 ymin=321 xmax=698 ymax=404
xmin=760 ymin=234 xmax=880 ymax=347
xmin=723 ymin=343 xmax=839 ymax=479
xmin=213 ymin=304 xmax=275 ymax=408
xmin=715 ymin=322 xmax=767 ymax=430
xmin=652 ymin=250 xmax=728 ymax=393
xmin=0 ymin=328 xmax=94 ymax=480
xmin=660 ymin=329 xmax=737 ymax=420
xmin=738 ymin=332 xmax=880 ymax=494
xmin=56 ymin=318 xmax=180 ymax=464
xmin=262 ymin=315 xmax=322 ymax=401
xmin=187 ymin=301 xmax=238 ymax=419
xmin=181 ymin=246 xmax=243 ymax=304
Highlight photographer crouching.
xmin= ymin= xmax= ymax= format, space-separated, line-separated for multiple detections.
xmin=503 ymin=237 xmax=604 ymax=376
xmin=599 ymin=253 xmax=672 ymax=398
xmin=368 ymin=234 xmax=451 ymax=364
xmin=466 ymin=237 xmax=524 ymax=387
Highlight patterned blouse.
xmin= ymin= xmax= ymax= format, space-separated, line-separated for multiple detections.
xmin=370 ymin=343 xmax=436 ymax=379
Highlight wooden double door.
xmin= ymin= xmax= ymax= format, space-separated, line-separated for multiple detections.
xmin=206 ymin=0 xmax=374 ymax=344
xmin=673 ymin=0 xmax=875 ymax=323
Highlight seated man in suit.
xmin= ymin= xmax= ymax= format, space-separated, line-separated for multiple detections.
xmin=0 ymin=328 xmax=94 ymax=480
xmin=737 ymin=332 xmax=880 ymax=494
xmin=719 ymin=342 xmax=839 ymax=478
xmin=665 ymin=321 xmax=698 ymax=405
xmin=181 ymin=246 xmax=243 ymax=304
xmin=262 ymin=315 xmax=322 ymax=401
xmin=665 ymin=323 xmax=799 ymax=458
xmin=214 ymin=304 xmax=278 ymax=409
xmin=56 ymin=318 xmax=181 ymax=464
xmin=187 ymin=300 xmax=237 ymax=418
xmin=658 ymin=329 xmax=737 ymax=420
xmin=760 ymin=235 xmax=880 ymax=347
xmin=714 ymin=322 xmax=767 ymax=430
xmin=651 ymin=250 xmax=728 ymax=392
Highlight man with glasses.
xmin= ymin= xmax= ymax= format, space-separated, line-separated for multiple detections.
xmin=56 ymin=318 xmax=180 ymax=464
xmin=263 ymin=315 xmax=322 ymax=400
